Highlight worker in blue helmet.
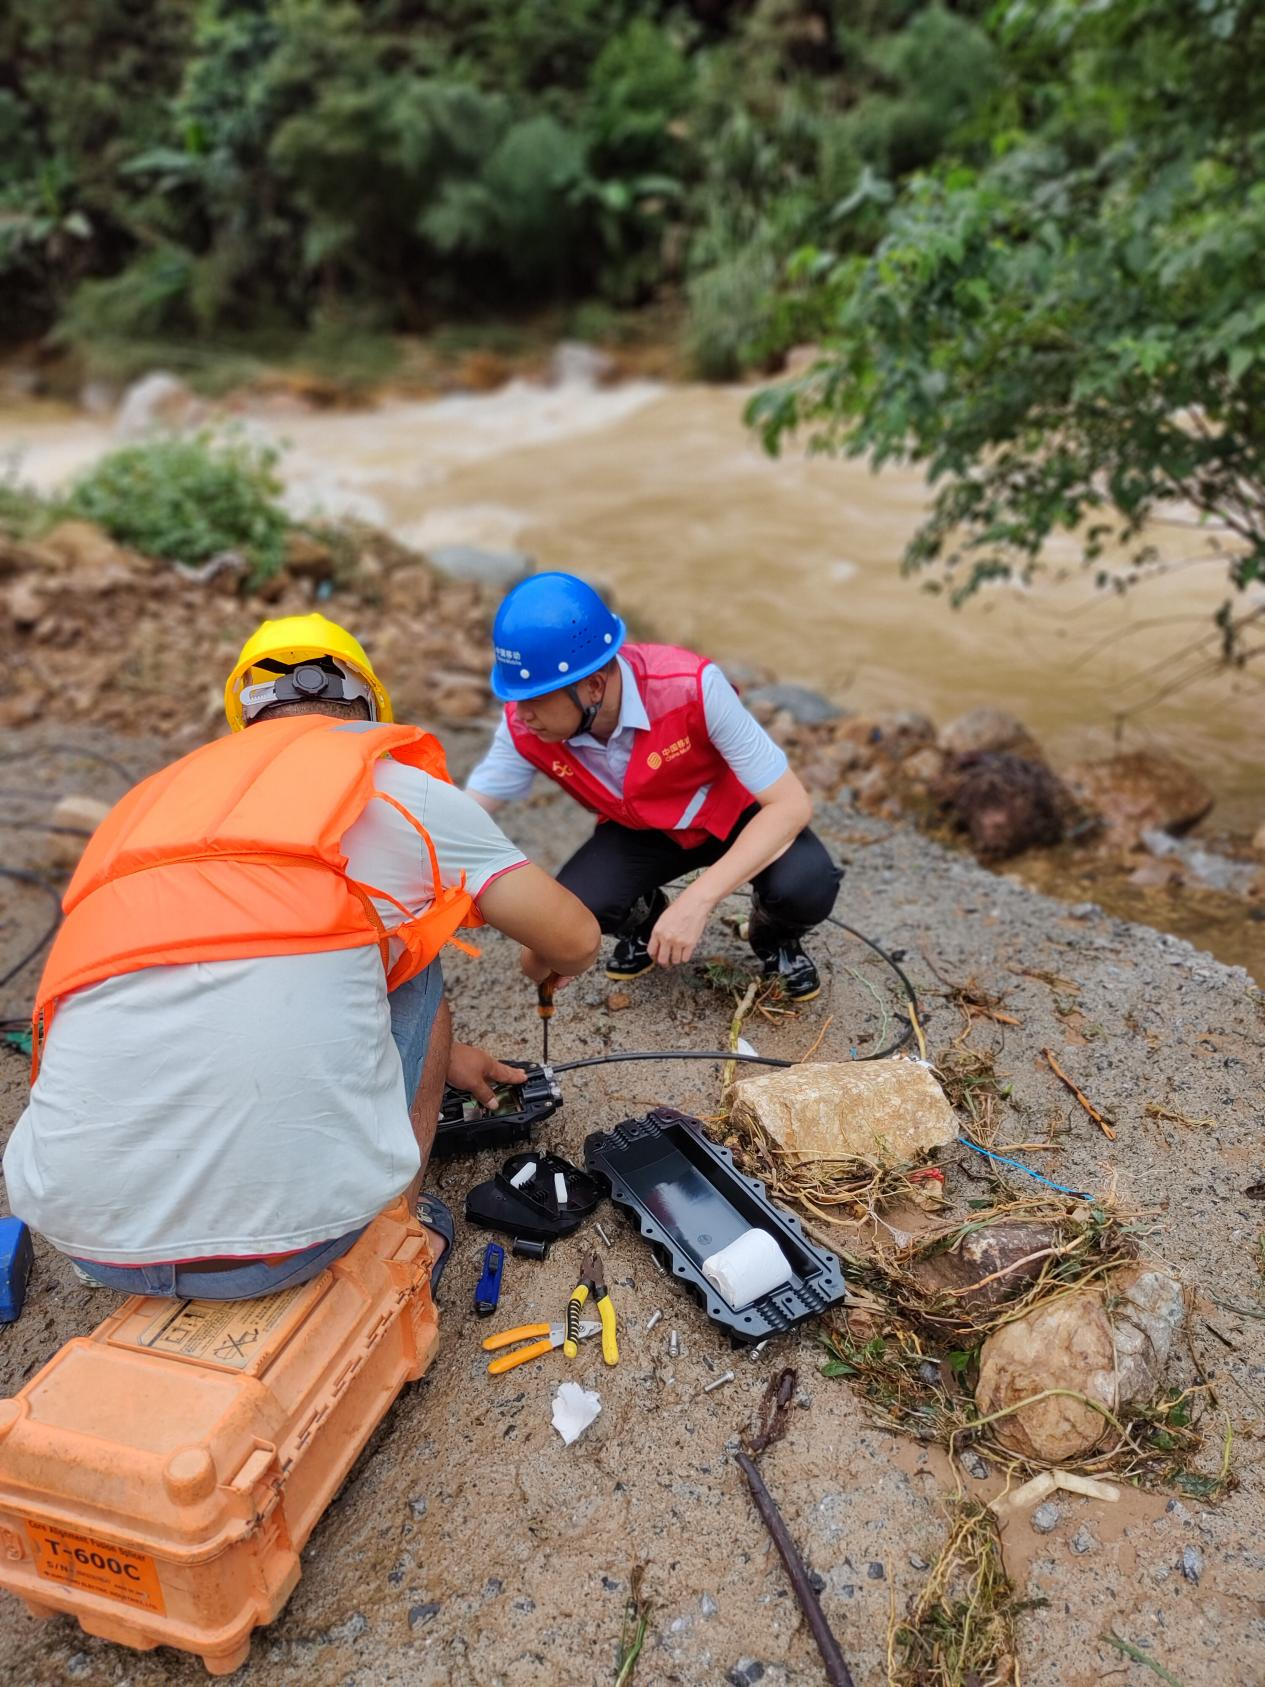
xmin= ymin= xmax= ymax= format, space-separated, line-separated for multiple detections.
xmin=467 ymin=573 xmax=842 ymax=1000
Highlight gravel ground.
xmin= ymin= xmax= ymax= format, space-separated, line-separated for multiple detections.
xmin=1 ymin=725 xmax=1263 ymax=1687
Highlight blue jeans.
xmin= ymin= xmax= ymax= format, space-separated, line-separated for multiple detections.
xmin=69 ymin=962 xmax=445 ymax=1300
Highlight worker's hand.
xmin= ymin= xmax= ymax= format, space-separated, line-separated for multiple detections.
xmin=519 ymin=946 xmax=575 ymax=990
xmin=447 ymin=1043 xmax=527 ymax=1106
xmin=647 ymin=888 xmax=711 ymax=968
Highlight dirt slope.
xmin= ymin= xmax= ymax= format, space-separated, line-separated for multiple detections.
xmin=1 ymin=727 xmax=1262 ymax=1687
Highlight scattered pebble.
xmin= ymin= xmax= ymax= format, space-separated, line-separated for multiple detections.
xmin=407 ymin=1603 xmax=440 ymax=1630
xmin=727 ymin=1660 xmax=766 ymax=1686
xmin=960 ymin=1451 xmax=991 ymax=1481
xmin=513 ymin=1597 xmax=536 ymax=1613
xmin=867 ymin=1561 xmax=886 ymax=1581
xmin=1181 ymin=1545 xmax=1203 ymax=1584
xmin=1071 ymin=1526 xmax=1094 ymax=1555
xmin=701 ymin=1592 xmax=719 ymax=1618
xmin=807 ymin=1568 xmax=826 ymax=1593
xmin=1166 ymin=1499 xmax=1192 ymax=1522
xmin=670 ymin=1615 xmax=692 ymax=1633
xmin=918 ymin=1360 xmax=941 ymax=1386
xmin=601 ymin=1575 xmax=621 ymax=1592
xmin=66 ymin=1657 xmax=91 ymax=1681
xmin=909 ymin=1555 xmax=930 ymax=1572
xmin=324 ymin=1611 xmax=368 ymax=1644
xmin=408 ymin=1495 xmax=427 ymax=1519
xmin=796 ymin=1391 xmax=812 ymax=1409
xmin=1031 ymin=1503 xmax=1061 ymax=1535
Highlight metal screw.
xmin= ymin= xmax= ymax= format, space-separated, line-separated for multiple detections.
xmin=646 ymin=1309 xmax=662 ymax=1331
xmin=668 ymin=1329 xmax=680 ymax=1358
xmin=595 ymin=1222 xmax=612 ymax=1249
xmin=702 ymin=1370 xmax=735 ymax=1395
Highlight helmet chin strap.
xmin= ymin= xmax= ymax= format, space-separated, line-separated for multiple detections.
xmin=566 ymin=677 xmax=605 ymax=737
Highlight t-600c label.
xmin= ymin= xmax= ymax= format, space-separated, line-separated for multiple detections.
xmin=27 ymin=1522 xmax=165 ymax=1613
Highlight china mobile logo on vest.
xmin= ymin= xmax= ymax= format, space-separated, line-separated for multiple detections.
xmin=646 ymin=736 xmax=691 ymax=771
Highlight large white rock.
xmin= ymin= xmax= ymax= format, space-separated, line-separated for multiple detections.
xmin=728 ymin=1059 xmax=957 ymax=1166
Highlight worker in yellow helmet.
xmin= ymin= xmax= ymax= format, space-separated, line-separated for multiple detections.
xmin=7 ymin=613 xmax=600 ymax=1301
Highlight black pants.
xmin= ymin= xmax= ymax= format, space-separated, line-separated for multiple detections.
xmin=556 ymin=809 xmax=843 ymax=948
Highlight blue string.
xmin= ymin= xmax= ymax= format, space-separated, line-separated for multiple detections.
xmin=956 ymin=1134 xmax=1093 ymax=1200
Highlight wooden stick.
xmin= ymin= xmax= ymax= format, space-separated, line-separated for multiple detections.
xmin=735 ymin=1450 xmax=855 ymax=1687
xmin=1041 ymin=1047 xmax=1117 ymax=1139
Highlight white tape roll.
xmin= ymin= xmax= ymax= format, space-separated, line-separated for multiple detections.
xmin=701 ymin=1228 xmax=794 ymax=1309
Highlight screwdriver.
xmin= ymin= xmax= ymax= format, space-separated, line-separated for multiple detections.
xmin=537 ymin=973 xmax=557 ymax=1065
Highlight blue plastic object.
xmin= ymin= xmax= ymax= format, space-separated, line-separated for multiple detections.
xmin=489 ymin=572 xmax=626 ymax=701
xmin=474 ymin=1242 xmax=505 ymax=1318
xmin=0 ymin=1216 xmax=33 ymax=1323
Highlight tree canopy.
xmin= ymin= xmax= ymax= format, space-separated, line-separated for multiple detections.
xmin=750 ymin=0 xmax=1265 ymax=656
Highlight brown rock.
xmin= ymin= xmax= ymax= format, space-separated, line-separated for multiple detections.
xmin=897 ymin=746 xmax=948 ymax=791
xmin=837 ymin=712 xmax=936 ymax=756
xmin=6 ymin=576 xmax=46 ymax=628
xmin=908 ymin=1222 xmax=1061 ymax=1310
xmin=935 ymin=752 xmax=1072 ymax=860
xmin=605 ymin=991 xmax=632 ymax=1012
xmin=1063 ymin=750 xmax=1214 ymax=846
xmin=45 ymin=794 xmax=114 ymax=869
xmin=940 ymin=706 xmax=1043 ymax=762
xmin=1252 ymin=822 xmax=1265 ymax=857
xmin=728 ymin=1059 xmax=957 ymax=1168
xmin=975 ymin=1264 xmax=1183 ymax=1462
xmin=0 ymin=535 xmax=59 ymax=579
xmin=42 ymin=520 xmax=142 ymax=579
xmin=283 ymin=530 xmax=337 ymax=583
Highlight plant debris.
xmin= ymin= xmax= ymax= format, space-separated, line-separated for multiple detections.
xmin=888 ymin=1499 xmax=1028 ymax=1687
xmin=613 ymin=1565 xmax=651 ymax=1687
xmin=1042 ymin=1047 xmax=1117 ymax=1138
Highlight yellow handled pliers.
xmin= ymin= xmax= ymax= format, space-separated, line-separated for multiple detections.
xmin=564 ymin=1252 xmax=619 ymax=1365
xmin=482 ymin=1320 xmax=599 ymax=1376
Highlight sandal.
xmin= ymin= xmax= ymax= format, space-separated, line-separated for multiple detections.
xmin=414 ymin=1192 xmax=455 ymax=1294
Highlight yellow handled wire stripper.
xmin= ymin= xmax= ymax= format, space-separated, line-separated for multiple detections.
xmin=564 ymin=1252 xmax=618 ymax=1366
xmin=481 ymin=1320 xmax=599 ymax=1376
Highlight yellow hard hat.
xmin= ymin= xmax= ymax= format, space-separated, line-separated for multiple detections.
xmin=224 ymin=612 xmax=392 ymax=730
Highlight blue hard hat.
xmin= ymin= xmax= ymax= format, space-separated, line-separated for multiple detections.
xmin=490 ymin=572 xmax=626 ymax=701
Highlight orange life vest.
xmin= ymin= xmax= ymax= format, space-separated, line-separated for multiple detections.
xmin=31 ymin=715 xmax=482 ymax=1075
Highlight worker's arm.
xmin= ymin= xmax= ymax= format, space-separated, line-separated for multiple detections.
xmin=648 ymin=768 xmax=813 ymax=966
xmin=478 ymin=863 xmax=601 ymax=982
xmin=465 ymin=715 xmax=535 ymax=816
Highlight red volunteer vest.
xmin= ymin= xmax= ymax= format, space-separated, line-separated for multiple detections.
xmin=506 ymin=642 xmax=753 ymax=849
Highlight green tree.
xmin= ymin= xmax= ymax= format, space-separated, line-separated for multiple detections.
xmin=750 ymin=0 xmax=1265 ymax=666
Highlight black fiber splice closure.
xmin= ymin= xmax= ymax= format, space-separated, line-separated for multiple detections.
xmin=584 ymin=1109 xmax=847 ymax=1344
xmin=432 ymin=1062 xmax=563 ymax=1157
xmin=464 ymin=1150 xmax=605 ymax=1244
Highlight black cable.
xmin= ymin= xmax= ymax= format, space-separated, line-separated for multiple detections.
xmin=0 ymin=866 xmax=62 ymax=994
xmin=552 ymin=1049 xmax=795 ymax=1074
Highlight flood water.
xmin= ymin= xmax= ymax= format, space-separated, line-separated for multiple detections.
xmin=7 ymin=376 xmax=1258 ymax=833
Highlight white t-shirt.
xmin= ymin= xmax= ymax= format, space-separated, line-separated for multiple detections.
xmin=466 ymin=657 xmax=788 ymax=825
xmin=3 ymin=730 xmax=526 ymax=1265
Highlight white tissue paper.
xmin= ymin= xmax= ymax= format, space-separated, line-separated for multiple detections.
xmin=701 ymin=1228 xmax=794 ymax=1309
xmin=552 ymin=1381 xmax=602 ymax=1445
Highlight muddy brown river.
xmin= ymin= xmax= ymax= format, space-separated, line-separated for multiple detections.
xmin=7 ymin=377 xmax=1259 ymax=829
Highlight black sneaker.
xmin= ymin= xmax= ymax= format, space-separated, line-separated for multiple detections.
xmin=606 ymin=928 xmax=654 ymax=980
xmin=605 ymin=890 xmax=666 ymax=980
xmin=758 ymin=940 xmax=822 ymax=1002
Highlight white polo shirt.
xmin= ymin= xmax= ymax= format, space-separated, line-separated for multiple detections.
xmin=466 ymin=657 xmax=788 ymax=822
xmin=3 ymin=733 xmax=526 ymax=1265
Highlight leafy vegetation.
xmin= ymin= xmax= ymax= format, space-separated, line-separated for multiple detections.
xmin=750 ymin=0 xmax=1265 ymax=648
xmin=1 ymin=1 xmax=997 ymax=376
xmin=63 ymin=433 xmax=290 ymax=582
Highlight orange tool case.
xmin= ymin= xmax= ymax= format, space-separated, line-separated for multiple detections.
xmin=0 ymin=1200 xmax=437 ymax=1674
